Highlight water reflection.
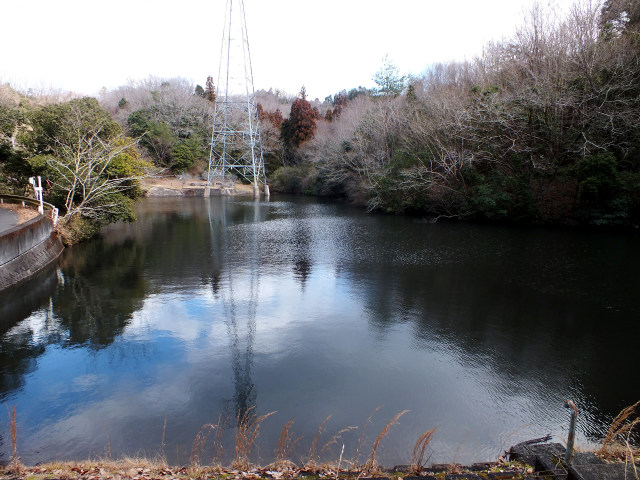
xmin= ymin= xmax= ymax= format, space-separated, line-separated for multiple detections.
xmin=0 ymin=196 xmax=638 ymax=466
xmin=206 ymin=198 xmax=263 ymax=420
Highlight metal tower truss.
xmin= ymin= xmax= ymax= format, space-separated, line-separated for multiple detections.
xmin=207 ymin=0 xmax=268 ymax=196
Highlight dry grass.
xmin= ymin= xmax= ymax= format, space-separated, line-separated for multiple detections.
xmin=190 ymin=423 xmax=217 ymax=467
xmin=409 ymin=426 xmax=438 ymax=473
xmin=104 ymin=422 xmax=112 ymax=459
xmin=598 ymin=400 xmax=640 ymax=458
xmin=362 ymin=410 xmax=409 ymax=473
xmin=233 ymin=407 xmax=276 ymax=470
xmin=273 ymin=418 xmax=302 ymax=468
xmin=8 ymin=405 xmax=23 ymax=474
xmin=211 ymin=414 xmax=229 ymax=466
xmin=307 ymin=414 xmax=332 ymax=467
xmin=303 ymin=415 xmax=356 ymax=473
xmin=352 ymin=405 xmax=382 ymax=467
xmin=320 ymin=426 xmax=358 ymax=459
xmin=624 ymin=434 xmax=640 ymax=480
xmin=160 ymin=415 xmax=167 ymax=464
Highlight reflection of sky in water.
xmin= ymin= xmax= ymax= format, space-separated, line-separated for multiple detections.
xmin=1 ymin=196 xmax=639 ymax=466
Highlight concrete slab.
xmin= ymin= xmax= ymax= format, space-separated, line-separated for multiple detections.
xmin=568 ymin=462 xmax=639 ymax=480
xmin=570 ymin=452 xmax=605 ymax=466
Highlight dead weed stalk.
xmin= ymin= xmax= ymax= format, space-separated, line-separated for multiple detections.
xmin=211 ymin=414 xmax=229 ymax=467
xmin=190 ymin=423 xmax=217 ymax=468
xmin=352 ymin=405 xmax=382 ymax=468
xmin=363 ymin=409 xmax=409 ymax=473
xmin=233 ymin=407 xmax=276 ymax=470
xmin=320 ymin=426 xmax=358 ymax=458
xmin=409 ymin=426 xmax=438 ymax=474
xmin=598 ymin=400 xmax=640 ymax=456
xmin=160 ymin=415 xmax=167 ymax=465
xmin=624 ymin=431 xmax=640 ymax=480
xmin=306 ymin=414 xmax=332 ymax=470
xmin=8 ymin=405 xmax=23 ymax=473
xmin=273 ymin=418 xmax=302 ymax=469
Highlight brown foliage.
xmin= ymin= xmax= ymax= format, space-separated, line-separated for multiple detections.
xmin=281 ymin=93 xmax=318 ymax=148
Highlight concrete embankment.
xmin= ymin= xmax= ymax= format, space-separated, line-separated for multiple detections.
xmin=0 ymin=209 xmax=64 ymax=291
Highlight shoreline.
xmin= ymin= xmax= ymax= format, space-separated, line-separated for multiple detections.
xmin=2 ymin=439 xmax=638 ymax=480
xmin=141 ymin=177 xmax=258 ymax=197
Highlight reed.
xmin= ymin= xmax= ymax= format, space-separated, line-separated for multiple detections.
xmin=160 ymin=415 xmax=167 ymax=465
xmin=211 ymin=414 xmax=229 ymax=466
xmin=625 ymin=432 xmax=639 ymax=480
xmin=104 ymin=422 xmax=112 ymax=459
xmin=8 ymin=405 xmax=21 ymax=472
xmin=307 ymin=414 xmax=332 ymax=468
xmin=275 ymin=418 xmax=302 ymax=465
xmin=409 ymin=426 xmax=438 ymax=473
xmin=363 ymin=410 xmax=409 ymax=473
xmin=352 ymin=405 xmax=382 ymax=467
xmin=320 ymin=426 xmax=358 ymax=457
xmin=598 ymin=400 xmax=640 ymax=455
xmin=190 ymin=423 xmax=217 ymax=468
xmin=233 ymin=407 xmax=276 ymax=469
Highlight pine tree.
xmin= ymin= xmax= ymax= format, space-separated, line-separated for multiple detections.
xmin=205 ymin=76 xmax=216 ymax=103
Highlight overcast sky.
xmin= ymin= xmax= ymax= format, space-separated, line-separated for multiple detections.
xmin=2 ymin=0 xmax=577 ymax=100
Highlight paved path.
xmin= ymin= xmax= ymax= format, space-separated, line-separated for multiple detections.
xmin=0 ymin=206 xmax=19 ymax=233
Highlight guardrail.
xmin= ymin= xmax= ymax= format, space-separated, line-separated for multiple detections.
xmin=0 ymin=195 xmax=59 ymax=225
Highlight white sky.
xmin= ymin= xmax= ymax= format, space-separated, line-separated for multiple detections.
xmin=1 ymin=0 xmax=577 ymax=101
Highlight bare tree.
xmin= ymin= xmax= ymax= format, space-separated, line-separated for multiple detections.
xmin=40 ymin=99 xmax=147 ymax=222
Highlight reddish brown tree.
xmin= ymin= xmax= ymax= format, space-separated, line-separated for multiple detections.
xmin=205 ymin=76 xmax=216 ymax=103
xmin=281 ymin=87 xmax=317 ymax=147
xmin=257 ymin=103 xmax=284 ymax=128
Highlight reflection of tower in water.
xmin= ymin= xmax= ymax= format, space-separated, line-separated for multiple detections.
xmin=207 ymin=198 xmax=264 ymax=419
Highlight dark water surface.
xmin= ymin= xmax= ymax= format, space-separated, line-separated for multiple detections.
xmin=1 ymin=196 xmax=639 ymax=466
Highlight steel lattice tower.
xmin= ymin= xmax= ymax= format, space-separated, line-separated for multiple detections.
xmin=206 ymin=0 xmax=268 ymax=197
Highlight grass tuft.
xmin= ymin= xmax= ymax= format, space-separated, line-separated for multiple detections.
xmin=409 ymin=426 xmax=438 ymax=474
xmin=363 ymin=410 xmax=409 ymax=473
xmin=190 ymin=423 xmax=217 ymax=468
xmin=352 ymin=405 xmax=382 ymax=468
xmin=233 ymin=407 xmax=276 ymax=470
xmin=598 ymin=400 xmax=640 ymax=457
xmin=274 ymin=418 xmax=303 ymax=468
xmin=307 ymin=414 xmax=332 ymax=468
xmin=211 ymin=414 xmax=229 ymax=467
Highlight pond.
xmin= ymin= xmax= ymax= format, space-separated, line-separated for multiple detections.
xmin=1 ymin=195 xmax=638 ymax=467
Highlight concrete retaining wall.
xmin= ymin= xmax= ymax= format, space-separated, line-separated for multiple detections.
xmin=0 ymin=215 xmax=54 ymax=265
xmin=0 ymin=214 xmax=64 ymax=291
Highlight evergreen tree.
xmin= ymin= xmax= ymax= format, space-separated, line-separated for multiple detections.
xmin=372 ymin=56 xmax=406 ymax=97
xmin=205 ymin=76 xmax=216 ymax=103
xmin=281 ymin=87 xmax=317 ymax=148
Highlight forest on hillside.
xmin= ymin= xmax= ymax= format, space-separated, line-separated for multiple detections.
xmin=1 ymin=0 xmax=639 ymax=238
